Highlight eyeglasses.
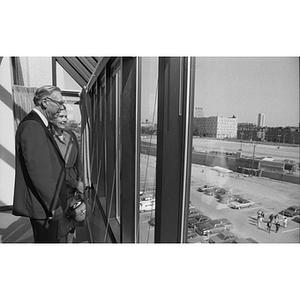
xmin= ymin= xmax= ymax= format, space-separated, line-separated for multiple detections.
xmin=44 ymin=97 xmax=65 ymax=108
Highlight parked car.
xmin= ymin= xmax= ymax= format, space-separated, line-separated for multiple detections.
xmin=216 ymin=194 xmax=238 ymax=204
xmin=140 ymin=194 xmax=155 ymax=202
xmin=279 ymin=206 xmax=300 ymax=217
xmin=214 ymin=188 xmax=228 ymax=197
xmin=203 ymin=187 xmax=219 ymax=196
xmin=187 ymin=231 xmax=208 ymax=243
xmin=231 ymin=237 xmax=258 ymax=243
xmin=204 ymin=187 xmax=227 ymax=197
xmin=189 ymin=203 xmax=196 ymax=209
xmin=197 ymin=184 xmax=214 ymax=192
xmin=195 ymin=220 xmax=227 ymax=236
xmin=229 ymin=198 xmax=255 ymax=209
xmin=292 ymin=216 xmax=300 ymax=223
xmin=209 ymin=231 xmax=238 ymax=243
xmin=188 ymin=208 xmax=203 ymax=219
xmin=216 ymin=218 xmax=234 ymax=230
xmin=140 ymin=200 xmax=155 ymax=212
xmin=195 ymin=218 xmax=233 ymax=236
xmin=188 ymin=215 xmax=211 ymax=228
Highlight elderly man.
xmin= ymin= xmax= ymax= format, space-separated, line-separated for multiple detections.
xmin=13 ymin=85 xmax=68 ymax=242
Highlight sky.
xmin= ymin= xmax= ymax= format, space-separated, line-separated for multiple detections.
xmin=194 ymin=57 xmax=299 ymax=127
xmin=140 ymin=57 xmax=299 ymax=127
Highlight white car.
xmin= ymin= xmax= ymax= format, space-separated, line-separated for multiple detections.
xmin=140 ymin=200 xmax=155 ymax=212
xmin=229 ymin=198 xmax=255 ymax=209
xmin=140 ymin=193 xmax=155 ymax=202
xmin=140 ymin=195 xmax=155 ymax=202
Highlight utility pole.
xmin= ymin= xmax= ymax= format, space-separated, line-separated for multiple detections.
xmin=251 ymin=142 xmax=257 ymax=177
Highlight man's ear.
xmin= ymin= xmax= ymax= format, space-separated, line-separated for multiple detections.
xmin=41 ymin=99 xmax=47 ymax=109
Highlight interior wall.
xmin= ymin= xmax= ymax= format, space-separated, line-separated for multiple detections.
xmin=18 ymin=57 xmax=52 ymax=87
xmin=0 ymin=57 xmax=53 ymax=207
xmin=0 ymin=57 xmax=15 ymax=206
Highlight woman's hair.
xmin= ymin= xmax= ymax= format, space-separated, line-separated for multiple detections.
xmin=33 ymin=85 xmax=62 ymax=106
xmin=53 ymin=104 xmax=67 ymax=118
xmin=60 ymin=104 xmax=67 ymax=111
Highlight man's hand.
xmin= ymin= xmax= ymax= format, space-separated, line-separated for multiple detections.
xmin=76 ymin=181 xmax=85 ymax=193
xmin=50 ymin=206 xmax=63 ymax=221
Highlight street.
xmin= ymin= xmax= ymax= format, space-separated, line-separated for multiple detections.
xmin=193 ymin=137 xmax=300 ymax=164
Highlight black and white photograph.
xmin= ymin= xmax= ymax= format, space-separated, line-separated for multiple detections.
xmin=1 ymin=1 xmax=299 ymax=299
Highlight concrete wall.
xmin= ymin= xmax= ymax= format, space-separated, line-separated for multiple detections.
xmin=261 ymin=171 xmax=300 ymax=184
xmin=140 ymin=142 xmax=300 ymax=185
xmin=0 ymin=57 xmax=15 ymax=206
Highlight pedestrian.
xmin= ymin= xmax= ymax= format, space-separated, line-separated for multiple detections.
xmin=257 ymin=214 xmax=263 ymax=229
xmin=261 ymin=211 xmax=265 ymax=219
xmin=266 ymin=221 xmax=271 ymax=233
xmin=50 ymin=105 xmax=88 ymax=243
xmin=269 ymin=214 xmax=274 ymax=223
xmin=274 ymin=214 xmax=279 ymax=222
xmin=257 ymin=210 xmax=262 ymax=218
xmin=283 ymin=217 xmax=288 ymax=228
xmin=13 ymin=85 xmax=67 ymax=243
xmin=275 ymin=221 xmax=280 ymax=233
xmin=257 ymin=216 xmax=261 ymax=228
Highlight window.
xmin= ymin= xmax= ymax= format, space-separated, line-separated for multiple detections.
xmin=190 ymin=57 xmax=299 ymax=244
xmin=139 ymin=57 xmax=159 ymax=243
xmin=111 ymin=60 xmax=122 ymax=223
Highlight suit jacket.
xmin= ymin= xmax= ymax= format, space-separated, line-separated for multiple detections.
xmin=13 ymin=111 xmax=67 ymax=219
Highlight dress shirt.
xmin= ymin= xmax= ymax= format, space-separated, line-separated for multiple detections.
xmin=33 ymin=108 xmax=49 ymax=127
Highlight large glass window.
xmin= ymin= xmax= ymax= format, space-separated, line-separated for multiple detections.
xmin=139 ymin=57 xmax=159 ymax=243
xmin=188 ymin=57 xmax=299 ymax=244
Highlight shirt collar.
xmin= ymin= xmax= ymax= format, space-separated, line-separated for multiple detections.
xmin=33 ymin=108 xmax=48 ymax=127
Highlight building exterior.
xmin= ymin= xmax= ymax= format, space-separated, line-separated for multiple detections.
xmin=258 ymin=113 xmax=265 ymax=127
xmin=194 ymin=106 xmax=204 ymax=118
xmin=194 ymin=116 xmax=238 ymax=139
xmin=265 ymin=126 xmax=300 ymax=144
xmin=237 ymin=123 xmax=299 ymax=144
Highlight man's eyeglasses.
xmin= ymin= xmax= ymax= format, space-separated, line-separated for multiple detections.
xmin=44 ymin=97 xmax=65 ymax=108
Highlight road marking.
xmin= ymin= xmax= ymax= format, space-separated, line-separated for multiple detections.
xmin=282 ymin=228 xmax=300 ymax=233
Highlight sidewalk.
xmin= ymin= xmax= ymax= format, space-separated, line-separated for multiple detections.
xmin=0 ymin=208 xmax=90 ymax=243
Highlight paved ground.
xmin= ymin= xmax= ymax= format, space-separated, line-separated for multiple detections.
xmin=139 ymin=154 xmax=300 ymax=243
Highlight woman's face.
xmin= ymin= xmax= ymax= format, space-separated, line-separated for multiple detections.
xmin=52 ymin=109 xmax=68 ymax=130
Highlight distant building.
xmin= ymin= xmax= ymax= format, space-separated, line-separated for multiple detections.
xmin=194 ymin=116 xmax=238 ymax=138
xmin=258 ymin=113 xmax=265 ymax=127
xmin=265 ymin=126 xmax=300 ymax=144
xmin=194 ymin=107 xmax=204 ymax=118
xmin=237 ymin=123 xmax=256 ymax=141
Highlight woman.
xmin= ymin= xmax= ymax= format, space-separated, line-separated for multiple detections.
xmin=50 ymin=105 xmax=85 ymax=242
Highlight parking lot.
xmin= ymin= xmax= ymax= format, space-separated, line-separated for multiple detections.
xmin=139 ymin=155 xmax=300 ymax=243
xmin=190 ymin=164 xmax=299 ymax=243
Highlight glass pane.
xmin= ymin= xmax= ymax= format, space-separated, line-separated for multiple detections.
xmin=56 ymin=62 xmax=82 ymax=90
xmin=189 ymin=57 xmax=299 ymax=244
xmin=139 ymin=57 xmax=159 ymax=243
xmin=114 ymin=68 xmax=122 ymax=223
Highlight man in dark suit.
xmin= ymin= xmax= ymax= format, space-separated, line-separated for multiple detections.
xmin=13 ymin=85 xmax=68 ymax=242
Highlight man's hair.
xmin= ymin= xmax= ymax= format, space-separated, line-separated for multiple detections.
xmin=33 ymin=85 xmax=62 ymax=106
